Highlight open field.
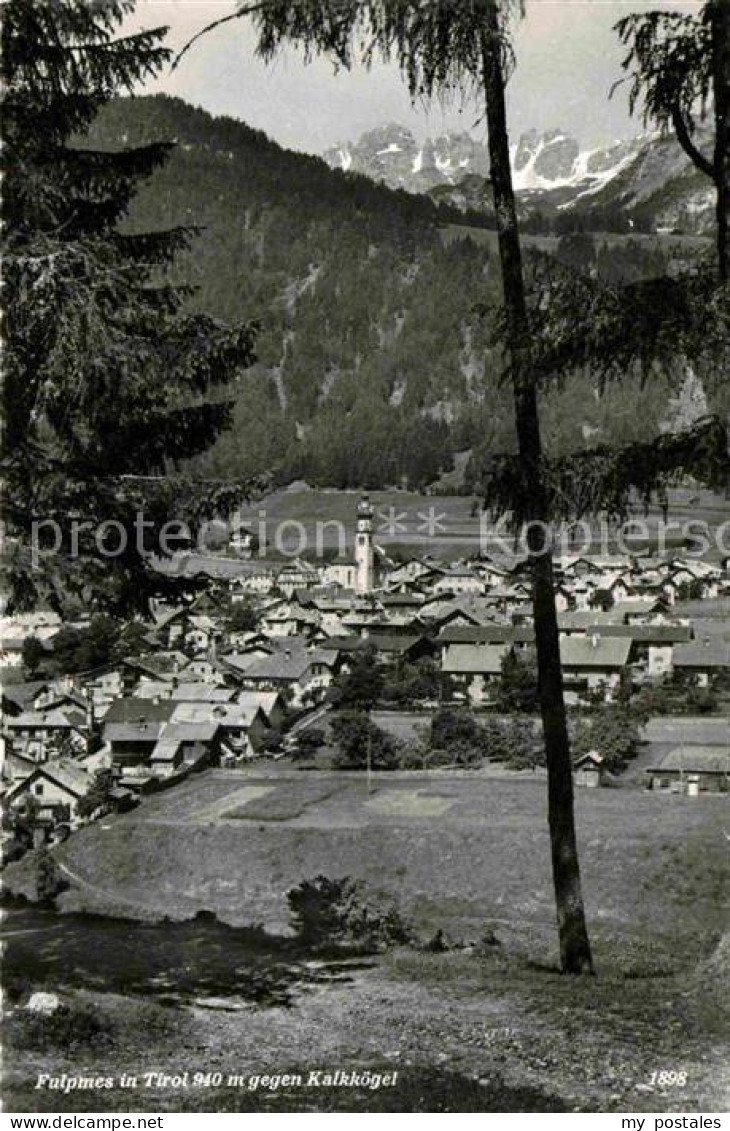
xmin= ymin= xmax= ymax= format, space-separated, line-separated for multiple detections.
xmin=440 ymin=225 xmax=714 ymax=256
xmin=7 ymin=768 xmax=728 ymax=963
xmin=3 ymin=767 xmax=729 ymax=1113
xmin=236 ymin=485 xmax=729 ymax=560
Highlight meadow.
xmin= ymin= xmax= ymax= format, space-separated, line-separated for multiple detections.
xmin=235 ymin=484 xmax=729 ymax=560
xmin=9 ymin=767 xmax=726 ymax=965
xmin=4 ymin=767 xmax=728 ymax=1113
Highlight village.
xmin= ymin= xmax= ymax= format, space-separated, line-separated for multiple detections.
xmin=1 ymin=493 xmax=729 ymax=858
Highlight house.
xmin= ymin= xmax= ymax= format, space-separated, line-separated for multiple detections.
xmin=378 ymin=592 xmax=426 ymax=614
xmin=2 ymin=680 xmax=51 ymax=717
xmin=234 ymin=690 xmax=288 ymax=732
xmin=441 ymin=643 xmax=511 ymax=705
xmin=239 ymin=647 xmax=337 ymax=705
xmin=3 ymin=760 xmax=91 ymax=827
xmin=611 ymin=598 xmax=670 ymax=624
xmin=149 ymin=718 xmax=221 ymax=776
xmin=573 ymin=750 xmax=607 ymax=788
xmin=558 ymin=610 xmax=621 ymax=636
xmin=596 ymin=624 xmax=693 ymax=680
xmin=4 ymin=707 xmax=88 ymax=758
xmin=432 ymin=568 xmax=486 ymax=596
xmin=362 ymin=634 xmax=436 ymax=665
xmin=80 ymin=666 xmax=124 ymax=715
xmin=559 ymin=635 xmax=632 ymax=703
xmin=171 ymin=701 xmax=269 ymax=759
xmin=275 ymin=560 xmax=321 ymax=596
xmin=102 ymin=698 xmax=175 ymax=770
xmin=168 ymin=684 xmax=236 ymax=704
xmin=227 ymin=562 xmax=278 ymax=596
xmin=229 ymin=524 xmax=255 ymax=558
xmin=672 ymin=641 xmax=729 ymax=687
xmin=121 ymin=651 xmax=188 ymax=693
xmin=321 ymin=555 xmax=358 ymax=590
xmin=646 ymin=747 xmax=730 ymax=794
xmin=0 ymin=610 xmax=62 ymax=668
xmin=386 ymin=558 xmax=435 ymax=586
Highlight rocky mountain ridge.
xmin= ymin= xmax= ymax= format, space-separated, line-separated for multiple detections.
xmin=324 ymin=123 xmax=714 ymax=233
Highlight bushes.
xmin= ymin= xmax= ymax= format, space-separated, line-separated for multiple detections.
xmin=571 ymin=706 xmax=642 ymax=773
xmin=6 ymin=999 xmax=111 ymax=1052
xmin=35 ymin=849 xmax=68 ymax=906
xmin=331 ymin=711 xmax=401 ymax=770
xmin=287 ymin=875 xmax=411 ymax=952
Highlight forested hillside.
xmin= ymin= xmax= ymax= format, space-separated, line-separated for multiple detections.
xmin=84 ymin=95 xmax=709 ymax=490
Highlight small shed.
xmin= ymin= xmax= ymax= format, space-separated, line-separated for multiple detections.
xmin=646 ymin=747 xmax=730 ymax=794
xmin=574 ymin=750 xmax=606 ymax=788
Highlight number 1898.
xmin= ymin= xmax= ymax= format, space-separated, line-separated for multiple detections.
xmin=649 ymin=1071 xmax=687 ymax=1087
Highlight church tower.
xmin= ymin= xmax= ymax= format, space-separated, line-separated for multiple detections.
xmin=355 ymin=495 xmax=375 ymax=594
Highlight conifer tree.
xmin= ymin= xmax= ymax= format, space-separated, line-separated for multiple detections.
xmin=2 ymin=0 xmax=257 ymax=613
xmin=615 ymin=0 xmax=730 ymax=282
xmin=181 ymin=0 xmax=595 ymax=974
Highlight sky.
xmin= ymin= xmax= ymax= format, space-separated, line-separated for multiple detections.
xmin=127 ymin=1 xmax=700 ymax=153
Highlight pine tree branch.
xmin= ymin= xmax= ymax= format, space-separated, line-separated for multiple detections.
xmin=173 ymin=3 xmax=269 ymax=70
xmin=478 ymin=415 xmax=729 ymax=523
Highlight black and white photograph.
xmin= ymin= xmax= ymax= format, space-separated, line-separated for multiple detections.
xmin=1 ymin=0 xmax=729 ymax=1118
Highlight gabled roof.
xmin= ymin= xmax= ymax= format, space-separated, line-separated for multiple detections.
xmin=596 ymin=625 xmax=692 ymax=643
xmin=104 ymin=697 xmax=176 ymax=725
xmin=171 ymin=701 xmax=263 ymax=728
xmin=5 ymin=759 xmax=89 ymax=800
xmin=612 ymin=598 xmax=668 ymax=618
xmin=558 ymin=610 xmax=621 ymax=629
xmin=673 ymin=642 xmax=729 ymax=669
xmin=559 ymin=636 xmax=632 ymax=669
xmin=574 ymin=750 xmax=604 ymax=767
xmin=649 ymin=747 xmax=730 ymax=774
xmin=442 ymin=643 xmax=510 ymax=674
xmin=2 ymin=681 xmax=49 ymax=712
xmin=169 ymin=685 xmax=235 ymax=703
xmin=437 ymin=624 xmax=529 ymax=645
xmin=5 ymin=708 xmax=85 ymax=730
xmin=365 ymin=634 xmax=431 ymax=654
xmin=241 ymin=648 xmax=334 ymax=682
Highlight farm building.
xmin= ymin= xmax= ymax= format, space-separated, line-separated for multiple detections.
xmin=573 ymin=750 xmax=607 ymax=788
xmin=646 ymin=747 xmax=730 ymax=794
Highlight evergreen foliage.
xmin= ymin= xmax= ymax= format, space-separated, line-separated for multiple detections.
xmin=2 ymin=1 xmax=258 ymax=613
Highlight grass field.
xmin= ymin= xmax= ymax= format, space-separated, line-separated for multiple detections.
xmin=8 ymin=767 xmax=726 ymax=965
xmin=236 ymin=485 xmax=729 ymax=560
xmin=3 ymin=766 xmax=729 ymax=1114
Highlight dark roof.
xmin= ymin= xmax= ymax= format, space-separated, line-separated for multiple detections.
xmin=673 ymin=642 xmax=729 ymax=669
xmin=2 ymin=681 xmax=48 ymax=712
xmin=318 ymin=636 xmax=367 ymax=652
xmin=648 ymin=747 xmax=730 ymax=774
xmin=104 ymin=698 xmax=176 ymax=724
xmin=437 ymin=625 xmax=531 ymax=645
xmin=365 ymin=634 xmax=431 ymax=654
xmin=596 ymin=625 xmax=693 ymax=643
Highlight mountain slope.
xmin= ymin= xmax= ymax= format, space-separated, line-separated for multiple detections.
xmin=324 ymin=123 xmax=714 ymax=235
xmin=82 ymin=96 xmax=707 ymax=491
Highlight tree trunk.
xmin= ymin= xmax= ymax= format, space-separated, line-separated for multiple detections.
xmin=480 ymin=1 xmax=594 ymax=974
xmin=710 ymin=0 xmax=730 ymax=282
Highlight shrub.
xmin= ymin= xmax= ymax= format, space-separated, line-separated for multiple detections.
xmin=35 ymin=849 xmax=68 ymax=906
xmin=6 ymin=1000 xmax=111 ymax=1052
xmin=291 ymin=727 xmax=325 ymax=761
xmin=331 ymin=711 xmax=401 ymax=770
xmin=287 ymin=875 xmax=411 ymax=952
